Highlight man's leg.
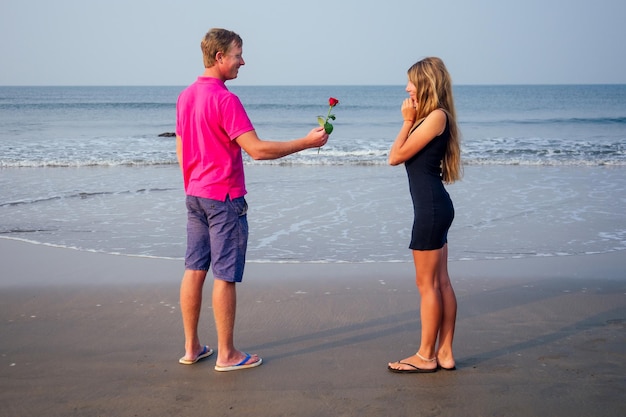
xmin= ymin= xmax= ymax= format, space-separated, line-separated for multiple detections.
xmin=180 ymin=269 xmax=208 ymax=361
xmin=212 ymin=278 xmax=260 ymax=367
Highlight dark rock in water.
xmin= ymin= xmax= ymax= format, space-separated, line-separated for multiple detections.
xmin=158 ymin=132 xmax=176 ymax=137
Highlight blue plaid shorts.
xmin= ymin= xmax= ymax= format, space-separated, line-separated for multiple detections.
xmin=184 ymin=195 xmax=248 ymax=282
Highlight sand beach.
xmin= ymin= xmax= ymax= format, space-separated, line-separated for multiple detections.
xmin=1 ymin=238 xmax=624 ymax=416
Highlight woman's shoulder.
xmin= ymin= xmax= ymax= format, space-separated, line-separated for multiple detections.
xmin=428 ymin=108 xmax=447 ymax=120
xmin=425 ymin=109 xmax=447 ymax=136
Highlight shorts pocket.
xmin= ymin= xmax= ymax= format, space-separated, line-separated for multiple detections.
xmin=229 ymin=197 xmax=248 ymax=217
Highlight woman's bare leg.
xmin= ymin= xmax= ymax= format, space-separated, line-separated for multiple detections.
xmin=436 ymin=244 xmax=457 ymax=369
xmin=388 ymin=248 xmax=442 ymax=371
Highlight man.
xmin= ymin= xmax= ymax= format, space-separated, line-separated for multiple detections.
xmin=176 ymin=28 xmax=328 ymax=371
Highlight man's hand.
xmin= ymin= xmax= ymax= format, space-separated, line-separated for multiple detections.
xmin=305 ymin=126 xmax=329 ymax=149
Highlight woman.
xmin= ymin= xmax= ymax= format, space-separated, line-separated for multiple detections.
xmin=387 ymin=57 xmax=462 ymax=373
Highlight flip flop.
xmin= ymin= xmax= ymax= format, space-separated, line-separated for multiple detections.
xmin=179 ymin=346 xmax=214 ymax=365
xmin=214 ymin=353 xmax=263 ymax=372
xmin=387 ymin=361 xmax=438 ymax=374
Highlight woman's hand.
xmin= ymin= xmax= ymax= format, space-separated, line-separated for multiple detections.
xmin=401 ymin=98 xmax=417 ymax=123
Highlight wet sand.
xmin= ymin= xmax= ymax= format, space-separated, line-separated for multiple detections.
xmin=1 ymin=238 xmax=625 ymax=416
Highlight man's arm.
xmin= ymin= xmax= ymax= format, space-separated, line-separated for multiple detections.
xmin=235 ymin=127 xmax=329 ymax=160
xmin=176 ymin=135 xmax=183 ymax=168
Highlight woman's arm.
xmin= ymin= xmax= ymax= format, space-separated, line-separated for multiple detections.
xmin=388 ymin=106 xmax=447 ymax=166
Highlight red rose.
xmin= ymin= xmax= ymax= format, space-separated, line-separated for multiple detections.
xmin=317 ymin=97 xmax=340 ymax=148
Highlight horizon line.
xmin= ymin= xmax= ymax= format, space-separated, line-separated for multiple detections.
xmin=2 ymin=82 xmax=625 ymax=88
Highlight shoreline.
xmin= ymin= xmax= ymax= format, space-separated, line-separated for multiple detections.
xmin=1 ymin=238 xmax=625 ymax=416
xmin=2 ymin=236 xmax=625 ymax=286
xmin=2 ymin=164 xmax=625 ymax=263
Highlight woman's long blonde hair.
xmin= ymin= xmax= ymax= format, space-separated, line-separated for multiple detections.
xmin=408 ymin=57 xmax=462 ymax=183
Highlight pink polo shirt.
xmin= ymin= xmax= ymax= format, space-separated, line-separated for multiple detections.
xmin=176 ymin=77 xmax=254 ymax=201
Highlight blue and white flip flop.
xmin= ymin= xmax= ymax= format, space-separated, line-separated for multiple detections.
xmin=214 ymin=353 xmax=263 ymax=372
xmin=179 ymin=346 xmax=214 ymax=365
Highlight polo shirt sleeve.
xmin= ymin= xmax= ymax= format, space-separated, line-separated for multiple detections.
xmin=221 ymin=94 xmax=254 ymax=141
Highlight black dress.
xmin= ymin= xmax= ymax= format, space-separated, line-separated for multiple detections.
xmin=405 ymin=118 xmax=454 ymax=250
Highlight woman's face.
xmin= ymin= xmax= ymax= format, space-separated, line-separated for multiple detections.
xmin=405 ymin=79 xmax=417 ymax=104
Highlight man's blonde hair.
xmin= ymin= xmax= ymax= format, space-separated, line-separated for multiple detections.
xmin=201 ymin=28 xmax=242 ymax=68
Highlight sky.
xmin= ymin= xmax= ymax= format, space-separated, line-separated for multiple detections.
xmin=1 ymin=0 xmax=625 ymax=86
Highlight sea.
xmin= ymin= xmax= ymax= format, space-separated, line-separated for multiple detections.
xmin=1 ymin=84 xmax=625 ymax=264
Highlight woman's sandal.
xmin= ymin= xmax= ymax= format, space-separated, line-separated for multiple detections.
xmin=388 ymin=351 xmax=438 ymax=374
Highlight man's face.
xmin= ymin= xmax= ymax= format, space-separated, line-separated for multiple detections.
xmin=220 ymin=43 xmax=245 ymax=80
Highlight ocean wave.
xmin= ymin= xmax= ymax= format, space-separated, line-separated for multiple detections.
xmin=490 ymin=116 xmax=626 ymax=125
xmin=2 ymin=155 xmax=624 ymax=168
xmin=0 ymin=187 xmax=176 ymax=207
xmin=461 ymin=158 xmax=625 ymax=166
xmin=0 ymin=159 xmax=179 ymax=168
xmin=2 ymin=236 xmax=623 ymax=264
xmin=0 ymin=102 xmax=174 ymax=111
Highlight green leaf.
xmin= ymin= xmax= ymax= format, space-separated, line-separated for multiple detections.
xmin=328 ymin=114 xmax=336 ymax=121
xmin=324 ymin=122 xmax=334 ymax=134
xmin=317 ymin=116 xmax=325 ymax=127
